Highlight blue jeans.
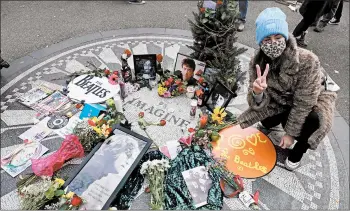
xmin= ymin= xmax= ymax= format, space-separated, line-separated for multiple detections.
xmin=239 ymin=0 xmax=248 ymax=21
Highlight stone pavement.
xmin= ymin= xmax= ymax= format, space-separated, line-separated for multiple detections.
xmin=0 ymin=28 xmax=349 ymax=210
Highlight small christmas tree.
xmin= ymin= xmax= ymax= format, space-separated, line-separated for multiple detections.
xmin=188 ymin=0 xmax=247 ymax=93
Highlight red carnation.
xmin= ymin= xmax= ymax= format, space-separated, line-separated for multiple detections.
xmin=198 ymin=77 xmax=204 ymax=84
xmin=164 ymin=80 xmax=170 ymax=87
xmin=188 ymin=128 xmax=195 ymax=133
xmin=159 ymin=119 xmax=166 ymax=126
xmin=167 ymin=77 xmax=174 ymax=84
xmin=139 ymin=112 xmax=144 ymax=118
xmin=113 ymin=70 xmax=119 ymax=75
xmin=104 ymin=69 xmax=110 ymax=75
xmin=71 ymin=195 xmax=83 ymax=207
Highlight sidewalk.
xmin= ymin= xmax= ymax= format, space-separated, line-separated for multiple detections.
xmin=0 ymin=28 xmax=348 ymax=210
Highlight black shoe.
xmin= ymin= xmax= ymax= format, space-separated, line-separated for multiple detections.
xmin=310 ymin=21 xmax=318 ymax=27
xmin=329 ymin=18 xmax=340 ymax=25
xmin=0 ymin=60 xmax=10 ymax=69
xmin=128 ymin=0 xmax=145 ymax=4
xmin=296 ymin=38 xmax=308 ymax=48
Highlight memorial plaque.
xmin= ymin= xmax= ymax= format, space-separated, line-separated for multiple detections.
xmin=63 ymin=125 xmax=152 ymax=210
xmin=212 ymin=125 xmax=277 ymax=178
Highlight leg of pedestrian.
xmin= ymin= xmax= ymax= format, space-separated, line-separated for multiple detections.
xmin=329 ymin=0 xmax=343 ymax=24
xmin=315 ymin=0 xmax=341 ymax=32
xmin=237 ymin=0 xmax=248 ymax=32
xmin=128 ymin=0 xmax=146 ymax=5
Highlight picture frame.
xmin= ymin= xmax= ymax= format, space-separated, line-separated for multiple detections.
xmin=204 ymin=80 xmax=235 ymax=112
xmin=63 ymin=125 xmax=152 ymax=210
xmin=133 ymin=54 xmax=157 ymax=81
xmin=174 ymin=53 xmax=206 ymax=82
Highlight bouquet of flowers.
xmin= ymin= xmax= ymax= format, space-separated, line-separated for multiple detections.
xmin=140 ymin=159 xmax=170 ymax=210
xmin=179 ymin=107 xmax=236 ymax=149
xmin=157 ymin=73 xmax=187 ymax=98
xmin=17 ymin=177 xmax=84 ymax=210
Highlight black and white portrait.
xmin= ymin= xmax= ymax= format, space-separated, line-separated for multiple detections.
xmin=182 ymin=166 xmax=212 ymax=208
xmin=205 ymin=81 xmax=234 ymax=112
xmin=66 ymin=129 xmax=148 ymax=210
xmin=133 ymin=54 xmax=157 ymax=80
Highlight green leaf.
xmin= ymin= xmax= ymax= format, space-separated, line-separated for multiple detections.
xmin=44 ymin=188 xmax=55 ymax=199
xmin=204 ymin=12 xmax=210 ymax=17
xmin=201 ymin=18 xmax=208 ymax=24
xmin=54 ymin=189 xmax=65 ymax=197
xmin=221 ymin=12 xmax=227 ymax=20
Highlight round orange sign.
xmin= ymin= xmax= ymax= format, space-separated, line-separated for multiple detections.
xmin=212 ymin=125 xmax=277 ymax=179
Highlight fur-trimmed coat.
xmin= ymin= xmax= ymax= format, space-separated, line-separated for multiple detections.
xmin=237 ymin=34 xmax=337 ymax=150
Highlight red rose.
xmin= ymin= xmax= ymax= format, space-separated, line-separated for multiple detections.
xmin=105 ymin=69 xmax=110 ymax=75
xmin=164 ymin=81 xmax=170 ymax=87
xmin=178 ymin=87 xmax=185 ymax=93
xmin=167 ymin=77 xmax=174 ymax=84
xmin=156 ymin=54 xmax=163 ymax=63
xmin=71 ymin=195 xmax=83 ymax=207
xmin=217 ymin=0 xmax=223 ymax=5
xmin=200 ymin=7 xmax=206 ymax=13
xmin=159 ymin=119 xmax=166 ymax=126
xmin=87 ymin=119 xmax=96 ymax=126
xmin=124 ymin=49 xmax=132 ymax=56
xmin=139 ymin=112 xmax=144 ymax=118
xmin=175 ymin=79 xmax=182 ymax=85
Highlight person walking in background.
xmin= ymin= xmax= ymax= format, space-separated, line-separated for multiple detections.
xmin=292 ymin=0 xmax=328 ymax=47
xmin=128 ymin=0 xmax=145 ymax=5
xmin=238 ymin=7 xmax=337 ymax=171
xmin=237 ymin=0 xmax=248 ymax=32
xmin=329 ymin=0 xmax=343 ymax=25
xmin=314 ymin=0 xmax=343 ymax=32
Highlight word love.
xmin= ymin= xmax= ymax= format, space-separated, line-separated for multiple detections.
xmin=74 ymin=75 xmax=111 ymax=98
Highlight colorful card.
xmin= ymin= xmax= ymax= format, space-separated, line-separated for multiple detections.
xmin=1 ymin=141 xmax=48 ymax=177
xmin=33 ymin=91 xmax=70 ymax=116
xmin=17 ymin=85 xmax=54 ymax=108
xmin=182 ymin=166 xmax=212 ymax=208
xmin=19 ymin=117 xmax=52 ymax=142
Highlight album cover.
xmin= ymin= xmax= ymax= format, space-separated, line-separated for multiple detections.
xmin=1 ymin=141 xmax=48 ymax=177
xmin=182 ymin=166 xmax=213 ymax=208
xmin=133 ymin=54 xmax=157 ymax=81
xmin=17 ymin=85 xmax=54 ymax=108
xmin=33 ymin=91 xmax=70 ymax=116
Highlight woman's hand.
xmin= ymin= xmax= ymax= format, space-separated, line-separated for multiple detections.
xmin=253 ymin=64 xmax=269 ymax=95
xmin=279 ymin=134 xmax=294 ymax=149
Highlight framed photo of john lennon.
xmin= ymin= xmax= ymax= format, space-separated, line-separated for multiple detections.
xmin=174 ymin=53 xmax=206 ymax=82
xmin=133 ymin=54 xmax=157 ymax=81
xmin=63 ymin=125 xmax=152 ymax=210
xmin=204 ymin=80 xmax=235 ymax=112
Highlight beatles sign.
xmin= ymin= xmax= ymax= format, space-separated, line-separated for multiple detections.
xmin=67 ymin=75 xmax=120 ymax=103
xmin=212 ymin=125 xmax=276 ymax=178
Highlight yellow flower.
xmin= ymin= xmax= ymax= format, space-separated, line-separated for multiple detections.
xmin=64 ymin=191 xmax=75 ymax=199
xmin=211 ymin=107 xmax=227 ymax=124
xmin=93 ymin=126 xmax=102 ymax=135
xmin=54 ymin=178 xmax=65 ymax=187
xmin=158 ymin=86 xmax=167 ymax=96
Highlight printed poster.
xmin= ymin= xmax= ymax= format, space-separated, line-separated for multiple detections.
xmin=33 ymin=91 xmax=70 ymax=116
xmin=17 ymin=85 xmax=54 ymax=108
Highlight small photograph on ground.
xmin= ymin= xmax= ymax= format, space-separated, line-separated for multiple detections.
xmin=182 ymin=166 xmax=212 ymax=208
xmin=174 ymin=53 xmax=206 ymax=82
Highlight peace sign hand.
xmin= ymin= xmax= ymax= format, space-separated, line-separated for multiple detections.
xmin=253 ymin=64 xmax=270 ymax=95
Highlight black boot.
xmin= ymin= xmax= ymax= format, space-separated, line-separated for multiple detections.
xmin=296 ymin=31 xmax=308 ymax=48
xmin=0 ymin=57 xmax=10 ymax=69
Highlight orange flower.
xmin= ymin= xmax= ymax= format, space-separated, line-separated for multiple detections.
xmin=198 ymin=77 xmax=205 ymax=84
xmin=175 ymin=79 xmax=182 ymax=85
xmin=124 ymin=49 xmax=132 ymax=56
xmin=200 ymin=7 xmax=206 ymax=13
xmin=199 ymin=114 xmax=208 ymax=129
xmin=105 ymin=69 xmax=110 ymax=75
xmin=88 ymin=119 xmax=96 ymax=126
xmin=164 ymin=80 xmax=170 ymax=87
xmin=195 ymin=89 xmax=204 ymax=97
xmin=75 ymin=104 xmax=83 ymax=109
xmin=178 ymin=87 xmax=185 ymax=93
xmin=156 ymin=54 xmax=163 ymax=62
xmin=106 ymin=127 xmax=113 ymax=133
xmin=188 ymin=128 xmax=195 ymax=133
xmin=71 ymin=195 xmax=83 ymax=207
xmin=159 ymin=119 xmax=166 ymax=126
xmin=217 ymin=0 xmax=223 ymax=5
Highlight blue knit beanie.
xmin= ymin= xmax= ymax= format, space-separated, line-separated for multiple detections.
xmin=255 ymin=7 xmax=289 ymax=45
